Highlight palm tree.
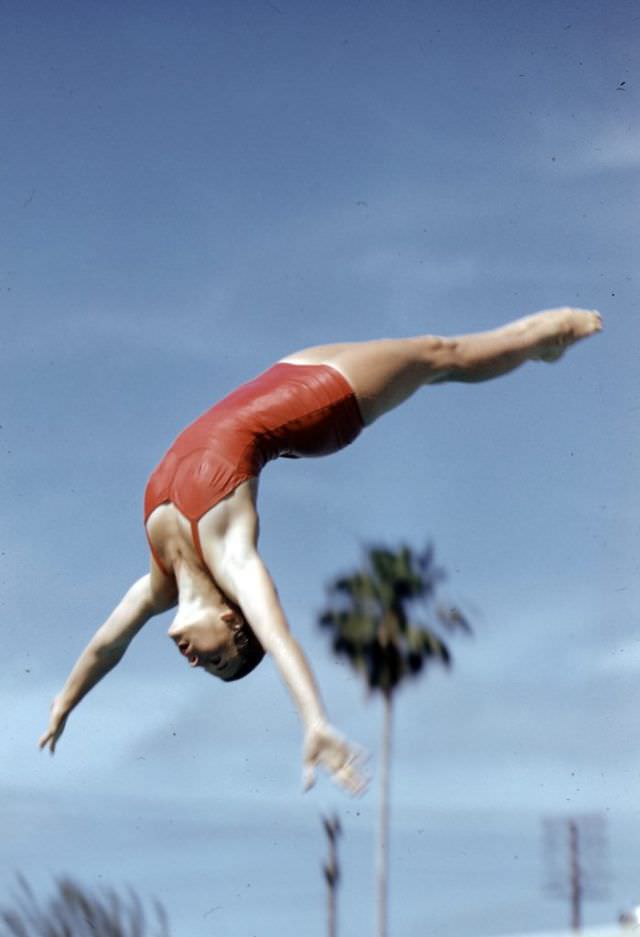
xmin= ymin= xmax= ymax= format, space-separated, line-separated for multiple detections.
xmin=318 ymin=543 xmax=471 ymax=937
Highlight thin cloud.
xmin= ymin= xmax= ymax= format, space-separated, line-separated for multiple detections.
xmin=532 ymin=117 xmax=640 ymax=176
xmin=3 ymin=291 xmax=247 ymax=367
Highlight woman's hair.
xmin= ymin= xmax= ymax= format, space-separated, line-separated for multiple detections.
xmin=222 ymin=619 xmax=265 ymax=682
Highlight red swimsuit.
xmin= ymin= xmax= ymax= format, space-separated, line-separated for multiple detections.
xmin=144 ymin=362 xmax=364 ymax=574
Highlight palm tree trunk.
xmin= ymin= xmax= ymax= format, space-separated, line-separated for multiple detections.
xmin=376 ymin=689 xmax=392 ymax=937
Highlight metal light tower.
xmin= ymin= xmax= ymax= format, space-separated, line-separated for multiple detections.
xmin=542 ymin=813 xmax=609 ymax=933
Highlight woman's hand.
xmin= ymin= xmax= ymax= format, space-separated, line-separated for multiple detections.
xmin=38 ymin=697 xmax=69 ymax=754
xmin=303 ymin=721 xmax=367 ymax=796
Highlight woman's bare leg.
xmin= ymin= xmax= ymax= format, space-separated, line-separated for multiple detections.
xmin=280 ymin=307 xmax=601 ymax=425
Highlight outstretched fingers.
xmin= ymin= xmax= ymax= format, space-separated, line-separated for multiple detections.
xmin=332 ymin=750 xmax=368 ymax=797
xmin=38 ymin=704 xmax=68 ymax=755
xmin=304 ymin=751 xmax=367 ymax=796
xmin=38 ymin=730 xmax=56 ymax=754
xmin=302 ymin=723 xmax=369 ymax=796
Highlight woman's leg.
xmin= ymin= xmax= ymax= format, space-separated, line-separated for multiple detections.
xmin=280 ymin=307 xmax=601 ymax=425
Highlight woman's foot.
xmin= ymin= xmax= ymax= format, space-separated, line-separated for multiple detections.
xmin=526 ymin=307 xmax=602 ymax=362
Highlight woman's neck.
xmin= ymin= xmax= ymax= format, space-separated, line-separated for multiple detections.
xmin=173 ymin=557 xmax=224 ymax=614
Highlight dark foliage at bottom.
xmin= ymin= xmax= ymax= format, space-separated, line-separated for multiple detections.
xmin=0 ymin=875 xmax=170 ymax=937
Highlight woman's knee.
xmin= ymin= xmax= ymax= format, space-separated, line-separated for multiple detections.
xmin=413 ymin=335 xmax=461 ymax=379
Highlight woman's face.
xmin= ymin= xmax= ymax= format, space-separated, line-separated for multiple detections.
xmin=169 ymin=606 xmax=245 ymax=679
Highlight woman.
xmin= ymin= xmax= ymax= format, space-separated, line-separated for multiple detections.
xmin=39 ymin=307 xmax=601 ymax=794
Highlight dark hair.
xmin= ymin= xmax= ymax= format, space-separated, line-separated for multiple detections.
xmin=221 ymin=620 xmax=265 ymax=682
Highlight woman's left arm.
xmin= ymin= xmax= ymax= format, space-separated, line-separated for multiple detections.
xmin=217 ymin=547 xmax=366 ymax=795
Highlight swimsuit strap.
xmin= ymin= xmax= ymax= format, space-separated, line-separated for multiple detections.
xmin=145 ymin=516 xmax=207 ymax=579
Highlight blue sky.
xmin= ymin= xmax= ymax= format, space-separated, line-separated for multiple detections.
xmin=1 ymin=0 xmax=638 ymax=934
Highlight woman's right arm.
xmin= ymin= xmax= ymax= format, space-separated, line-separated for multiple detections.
xmin=39 ymin=569 xmax=176 ymax=753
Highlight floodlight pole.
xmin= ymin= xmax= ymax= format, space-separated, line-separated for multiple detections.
xmin=569 ymin=819 xmax=582 ymax=932
xmin=542 ymin=814 xmax=608 ymax=934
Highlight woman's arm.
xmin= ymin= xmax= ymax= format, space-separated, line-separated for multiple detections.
xmin=39 ymin=570 xmax=176 ymax=753
xmin=215 ymin=547 xmax=366 ymax=794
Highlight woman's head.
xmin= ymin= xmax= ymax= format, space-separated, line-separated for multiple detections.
xmin=168 ymin=598 xmax=264 ymax=682
xmin=219 ymin=614 xmax=265 ymax=682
